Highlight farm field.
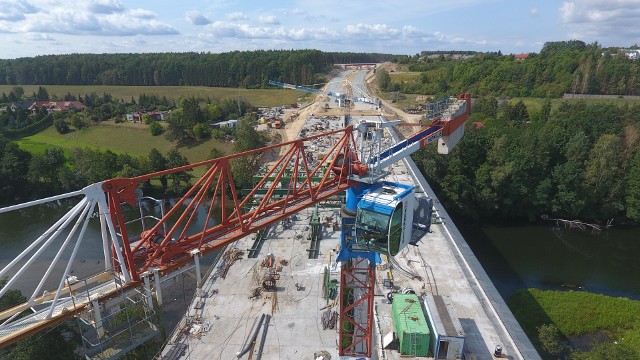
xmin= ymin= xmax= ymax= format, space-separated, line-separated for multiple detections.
xmin=509 ymin=288 xmax=640 ymax=359
xmin=511 ymin=96 xmax=640 ymax=112
xmin=0 ymin=85 xmax=310 ymax=107
xmin=15 ymin=121 xmax=232 ymax=165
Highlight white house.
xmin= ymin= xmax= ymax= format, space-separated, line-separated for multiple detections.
xmin=211 ymin=119 xmax=238 ymax=129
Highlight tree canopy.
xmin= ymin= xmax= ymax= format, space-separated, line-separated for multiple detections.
xmin=0 ymin=50 xmax=394 ymax=88
xmin=390 ymin=41 xmax=640 ymax=98
xmin=414 ymin=98 xmax=640 ymax=223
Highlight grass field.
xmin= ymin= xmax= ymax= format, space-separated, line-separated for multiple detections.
xmin=0 ymin=85 xmax=313 ymax=107
xmin=510 ymin=97 xmax=640 ymax=113
xmin=16 ymin=121 xmax=233 ymax=165
xmin=509 ymin=289 xmax=640 ymax=359
xmin=389 ymin=72 xmax=421 ymax=83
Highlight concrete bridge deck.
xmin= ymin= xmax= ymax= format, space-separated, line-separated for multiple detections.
xmin=159 ymin=114 xmax=540 ymax=360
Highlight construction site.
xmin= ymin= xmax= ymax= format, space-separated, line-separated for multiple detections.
xmin=0 ymin=68 xmax=540 ymax=360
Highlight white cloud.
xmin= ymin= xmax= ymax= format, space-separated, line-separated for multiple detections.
xmin=291 ymin=8 xmax=305 ymax=15
xmin=185 ymin=10 xmax=211 ymax=25
xmin=14 ymin=1 xmax=178 ymax=36
xmin=85 ymin=0 xmax=124 ymax=14
xmin=111 ymin=36 xmax=148 ymax=48
xmin=25 ymin=32 xmax=56 ymax=41
xmin=560 ymin=0 xmax=640 ymax=42
xmin=345 ymin=24 xmax=401 ymax=39
xmin=226 ymin=12 xmax=248 ymax=21
xmin=530 ymin=7 xmax=539 ymax=16
xmin=258 ymin=15 xmax=279 ymax=25
xmin=0 ymin=0 xmax=39 ymax=22
xmin=402 ymin=25 xmax=426 ymax=38
xmin=203 ymin=21 xmax=338 ymax=42
xmin=201 ymin=20 xmax=479 ymax=50
xmin=130 ymin=9 xmax=157 ymax=20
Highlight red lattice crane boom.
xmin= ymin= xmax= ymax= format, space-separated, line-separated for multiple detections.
xmin=104 ymin=126 xmax=359 ymax=281
xmin=0 ymin=93 xmax=470 ymax=350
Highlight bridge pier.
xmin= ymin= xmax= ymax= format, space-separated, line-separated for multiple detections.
xmin=143 ymin=272 xmax=153 ymax=308
xmin=190 ymin=249 xmax=202 ymax=287
xmin=153 ymin=268 xmax=163 ymax=306
xmin=91 ymin=298 xmax=105 ymax=338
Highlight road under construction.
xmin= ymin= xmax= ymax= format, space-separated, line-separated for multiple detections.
xmin=0 ymin=68 xmax=540 ymax=360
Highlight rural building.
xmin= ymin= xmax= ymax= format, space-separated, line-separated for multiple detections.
xmin=147 ymin=111 xmax=170 ymax=121
xmin=625 ymin=50 xmax=640 ymax=60
xmin=29 ymin=101 xmax=86 ymax=114
xmin=10 ymin=101 xmax=34 ymax=112
xmin=514 ymin=53 xmax=529 ymax=60
xmin=210 ymin=119 xmax=238 ymax=128
xmin=126 ymin=112 xmax=143 ymax=122
xmin=125 ymin=111 xmax=170 ymax=122
xmin=422 ymin=294 xmax=466 ymax=360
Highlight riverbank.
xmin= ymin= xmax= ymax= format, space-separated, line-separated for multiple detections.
xmin=508 ymin=288 xmax=640 ymax=359
xmin=454 ymin=219 xmax=640 ymax=301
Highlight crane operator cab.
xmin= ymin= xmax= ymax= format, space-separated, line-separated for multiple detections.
xmin=354 ymin=182 xmax=415 ymax=256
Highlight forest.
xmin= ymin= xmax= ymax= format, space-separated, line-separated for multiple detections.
xmin=0 ymin=50 xmax=394 ymax=88
xmin=382 ymin=40 xmax=640 ymax=98
xmin=414 ymin=96 xmax=640 ymax=224
xmin=2 ymin=42 xmax=640 ymax=225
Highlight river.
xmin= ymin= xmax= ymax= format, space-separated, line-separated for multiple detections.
xmin=2 ymin=199 xmax=640 ymax=335
xmin=0 ymin=198 xmax=224 ymax=337
xmin=458 ymin=220 xmax=640 ymax=301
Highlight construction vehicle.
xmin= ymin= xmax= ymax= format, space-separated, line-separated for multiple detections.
xmin=0 ymin=93 xmax=470 ymax=359
xmin=268 ymin=119 xmax=284 ymax=129
xmin=268 ymin=80 xmax=322 ymax=95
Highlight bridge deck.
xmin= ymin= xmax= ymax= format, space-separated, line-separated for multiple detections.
xmin=0 ymin=278 xmax=121 ymax=345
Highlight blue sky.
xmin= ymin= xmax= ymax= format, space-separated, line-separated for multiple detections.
xmin=0 ymin=0 xmax=638 ymax=59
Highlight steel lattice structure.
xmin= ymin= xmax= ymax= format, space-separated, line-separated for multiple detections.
xmin=0 ymin=93 xmax=471 ymax=353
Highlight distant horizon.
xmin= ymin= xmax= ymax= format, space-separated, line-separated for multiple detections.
xmin=1 ymin=1 xmax=638 ymax=59
xmin=0 ymin=40 xmax=635 ymax=61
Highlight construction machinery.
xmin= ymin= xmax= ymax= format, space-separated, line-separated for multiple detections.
xmin=268 ymin=80 xmax=322 ymax=95
xmin=0 ymin=93 xmax=470 ymax=359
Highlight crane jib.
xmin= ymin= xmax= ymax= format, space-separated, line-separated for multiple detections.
xmin=367 ymin=125 xmax=443 ymax=165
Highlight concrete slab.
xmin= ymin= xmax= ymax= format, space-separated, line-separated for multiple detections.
xmin=160 ymin=73 xmax=540 ymax=360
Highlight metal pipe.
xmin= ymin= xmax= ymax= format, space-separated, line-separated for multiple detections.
xmin=255 ymin=314 xmax=270 ymax=360
xmin=98 ymin=196 xmax=131 ymax=283
xmin=0 ymin=188 xmax=83 ymax=214
xmin=0 ymin=198 xmax=88 ymax=300
xmin=98 ymin=200 xmax=111 ymax=270
xmin=236 ymin=314 xmax=266 ymax=358
xmin=153 ymin=268 xmax=163 ymax=306
xmin=47 ymin=200 xmax=97 ymax=318
xmin=29 ymin=198 xmax=93 ymax=303
xmin=0 ymin=198 xmax=87 ymax=282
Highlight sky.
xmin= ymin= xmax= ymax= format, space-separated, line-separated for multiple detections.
xmin=0 ymin=0 xmax=639 ymax=59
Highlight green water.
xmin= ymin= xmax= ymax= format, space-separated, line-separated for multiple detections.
xmin=3 ymin=200 xmax=639 ymax=301
xmin=460 ymin=222 xmax=640 ymax=299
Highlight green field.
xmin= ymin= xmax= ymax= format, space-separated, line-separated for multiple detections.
xmin=511 ymin=96 xmax=640 ymax=113
xmin=0 ymin=85 xmax=313 ymax=107
xmin=15 ymin=121 xmax=233 ymax=165
xmin=389 ymin=72 xmax=421 ymax=83
xmin=509 ymin=289 xmax=640 ymax=359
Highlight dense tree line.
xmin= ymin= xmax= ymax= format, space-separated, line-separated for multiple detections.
xmin=163 ymin=96 xmax=250 ymax=143
xmin=386 ymin=41 xmax=640 ymax=98
xmin=1 ymin=87 xmax=176 ymax=131
xmin=414 ymin=97 xmax=640 ymax=224
xmin=0 ymin=137 xmax=196 ymax=204
xmin=0 ymin=92 xmax=257 ymax=204
xmin=0 ymin=50 xmax=394 ymax=88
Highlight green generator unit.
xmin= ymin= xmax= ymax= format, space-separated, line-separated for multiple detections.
xmin=391 ymin=293 xmax=430 ymax=356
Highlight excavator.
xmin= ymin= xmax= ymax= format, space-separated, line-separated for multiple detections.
xmin=0 ymin=92 xmax=470 ymax=359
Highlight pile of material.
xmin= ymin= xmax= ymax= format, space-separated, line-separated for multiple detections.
xmin=321 ymin=309 xmax=338 ymax=330
xmin=220 ymin=247 xmax=243 ymax=279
